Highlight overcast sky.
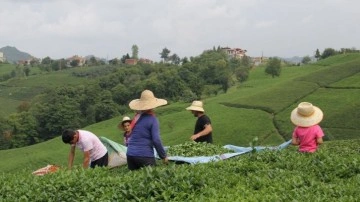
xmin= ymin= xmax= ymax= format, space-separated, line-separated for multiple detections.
xmin=0 ymin=0 xmax=359 ymax=61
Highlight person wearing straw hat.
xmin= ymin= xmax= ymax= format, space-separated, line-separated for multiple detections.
xmin=118 ymin=116 xmax=132 ymax=146
xmin=186 ymin=100 xmax=213 ymax=143
xmin=290 ymin=102 xmax=325 ymax=153
xmin=126 ymin=89 xmax=168 ymax=170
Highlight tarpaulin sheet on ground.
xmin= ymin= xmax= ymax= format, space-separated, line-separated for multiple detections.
xmin=99 ymin=136 xmax=127 ymax=168
xmin=157 ymin=140 xmax=292 ymax=164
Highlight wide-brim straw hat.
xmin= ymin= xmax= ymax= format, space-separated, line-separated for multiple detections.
xmin=129 ymin=90 xmax=167 ymax=111
xmin=186 ymin=100 xmax=205 ymax=112
xmin=290 ymin=102 xmax=323 ymax=127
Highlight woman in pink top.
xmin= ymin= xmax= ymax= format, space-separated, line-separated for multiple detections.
xmin=290 ymin=102 xmax=325 ymax=153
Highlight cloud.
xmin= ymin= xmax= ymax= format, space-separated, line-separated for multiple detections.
xmin=0 ymin=0 xmax=359 ymax=60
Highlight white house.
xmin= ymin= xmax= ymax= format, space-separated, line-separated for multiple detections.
xmin=0 ymin=52 xmax=5 ymax=62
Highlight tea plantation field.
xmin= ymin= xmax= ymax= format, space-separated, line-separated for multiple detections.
xmin=0 ymin=54 xmax=359 ymax=201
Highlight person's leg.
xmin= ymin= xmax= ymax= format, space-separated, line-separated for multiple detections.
xmin=127 ymin=156 xmax=140 ymax=170
xmin=126 ymin=156 xmax=156 ymax=170
xmin=90 ymin=152 xmax=108 ymax=168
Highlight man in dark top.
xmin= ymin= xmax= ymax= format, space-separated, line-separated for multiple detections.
xmin=186 ymin=100 xmax=213 ymax=143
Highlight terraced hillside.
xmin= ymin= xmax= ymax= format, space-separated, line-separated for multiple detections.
xmin=0 ymin=53 xmax=359 ymax=173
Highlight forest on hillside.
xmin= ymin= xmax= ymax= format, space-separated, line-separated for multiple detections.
xmin=0 ymin=48 xmax=252 ymax=149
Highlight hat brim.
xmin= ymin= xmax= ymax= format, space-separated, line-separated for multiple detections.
xmin=129 ymin=98 xmax=167 ymax=111
xmin=186 ymin=106 xmax=204 ymax=112
xmin=121 ymin=120 xmax=131 ymax=124
xmin=290 ymin=106 xmax=323 ymax=127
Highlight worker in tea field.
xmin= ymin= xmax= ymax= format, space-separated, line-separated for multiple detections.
xmin=62 ymin=129 xmax=108 ymax=169
xmin=126 ymin=89 xmax=168 ymax=170
xmin=186 ymin=100 xmax=213 ymax=143
xmin=118 ymin=116 xmax=132 ymax=146
xmin=291 ymin=102 xmax=325 ymax=153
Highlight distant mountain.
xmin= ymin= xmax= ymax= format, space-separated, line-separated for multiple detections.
xmin=281 ymin=56 xmax=316 ymax=64
xmin=0 ymin=46 xmax=34 ymax=64
xmin=281 ymin=56 xmax=303 ymax=64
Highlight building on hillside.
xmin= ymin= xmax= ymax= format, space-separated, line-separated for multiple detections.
xmin=17 ymin=57 xmax=38 ymax=66
xmin=0 ymin=52 xmax=5 ymax=62
xmin=66 ymin=55 xmax=86 ymax=67
xmin=138 ymin=58 xmax=153 ymax=64
xmin=222 ymin=47 xmax=247 ymax=58
xmin=125 ymin=58 xmax=137 ymax=65
xmin=251 ymin=56 xmax=269 ymax=66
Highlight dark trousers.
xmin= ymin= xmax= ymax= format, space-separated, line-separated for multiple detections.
xmin=90 ymin=152 xmax=108 ymax=168
xmin=127 ymin=155 xmax=156 ymax=170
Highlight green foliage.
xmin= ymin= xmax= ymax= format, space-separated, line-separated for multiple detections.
xmin=167 ymin=141 xmax=232 ymax=156
xmin=301 ymin=55 xmax=311 ymax=64
xmin=265 ymin=57 xmax=282 ymax=78
xmin=131 ymin=44 xmax=139 ymax=59
xmin=1 ymin=140 xmax=360 ymax=201
xmin=321 ymin=48 xmax=337 ymax=59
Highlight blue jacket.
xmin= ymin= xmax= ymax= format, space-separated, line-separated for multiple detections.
xmin=126 ymin=113 xmax=166 ymax=159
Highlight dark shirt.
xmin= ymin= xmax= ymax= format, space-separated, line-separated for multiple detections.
xmin=194 ymin=114 xmax=213 ymax=143
xmin=126 ymin=113 xmax=167 ymax=159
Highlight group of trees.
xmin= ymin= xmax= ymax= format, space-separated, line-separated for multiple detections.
xmin=0 ymin=47 xmax=253 ymax=150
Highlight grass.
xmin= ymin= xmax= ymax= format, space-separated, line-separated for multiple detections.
xmin=0 ymin=53 xmax=359 ymax=173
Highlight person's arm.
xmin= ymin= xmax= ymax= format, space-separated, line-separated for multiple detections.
xmin=151 ymin=118 xmax=167 ymax=161
xmin=317 ymin=137 xmax=323 ymax=145
xmin=292 ymin=136 xmax=300 ymax=145
xmin=191 ymin=124 xmax=213 ymax=141
xmin=83 ymin=151 xmax=90 ymax=169
xmin=68 ymin=145 xmax=76 ymax=170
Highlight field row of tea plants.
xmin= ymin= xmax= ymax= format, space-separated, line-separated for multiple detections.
xmin=1 ymin=140 xmax=360 ymax=201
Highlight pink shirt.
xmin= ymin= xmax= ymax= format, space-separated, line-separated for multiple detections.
xmin=292 ymin=125 xmax=324 ymax=153
xmin=75 ymin=130 xmax=107 ymax=161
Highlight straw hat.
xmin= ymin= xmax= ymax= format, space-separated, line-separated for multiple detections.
xmin=186 ymin=100 xmax=205 ymax=112
xmin=121 ymin=116 xmax=131 ymax=124
xmin=290 ymin=102 xmax=323 ymax=127
xmin=129 ymin=90 xmax=167 ymax=111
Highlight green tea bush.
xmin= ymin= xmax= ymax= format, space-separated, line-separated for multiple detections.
xmin=1 ymin=140 xmax=360 ymax=201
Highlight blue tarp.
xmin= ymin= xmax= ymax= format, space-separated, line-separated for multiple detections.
xmin=160 ymin=140 xmax=292 ymax=164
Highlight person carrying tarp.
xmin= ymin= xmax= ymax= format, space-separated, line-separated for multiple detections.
xmin=62 ymin=129 xmax=108 ymax=169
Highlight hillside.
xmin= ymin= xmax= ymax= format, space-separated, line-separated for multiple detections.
xmin=0 ymin=46 xmax=33 ymax=63
xmin=0 ymin=53 xmax=359 ymax=174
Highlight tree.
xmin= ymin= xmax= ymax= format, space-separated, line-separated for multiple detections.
xmin=169 ymin=53 xmax=181 ymax=65
xmin=89 ymin=56 xmax=98 ymax=66
xmin=109 ymin=58 xmax=119 ymax=65
xmin=24 ymin=66 xmax=30 ymax=76
xmin=301 ymin=56 xmax=311 ymax=64
xmin=181 ymin=57 xmax=189 ymax=65
xmin=265 ymin=57 xmax=282 ymax=78
xmin=160 ymin=48 xmax=171 ymax=62
xmin=41 ymin=56 xmax=52 ymax=65
xmin=321 ymin=48 xmax=337 ymax=59
xmin=120 ymin=54 xmax=130 ymax=63
xmin=131 ymin=45 xmax=139 ymax=59
xmin=315 ymin=49 xmax=321 ymax=61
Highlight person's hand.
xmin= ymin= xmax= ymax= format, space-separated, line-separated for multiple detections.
xmin=190 ymin=134 xmax=200 ymax=141
xmin=163 ymin=157 xmax=168 ymax=164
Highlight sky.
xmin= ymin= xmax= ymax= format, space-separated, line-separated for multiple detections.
xmin=0 ymin=0 xmax=359 ymax=61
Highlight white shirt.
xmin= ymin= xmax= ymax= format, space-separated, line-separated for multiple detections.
xmin=75 ymin=130 xmax=107 ymax=161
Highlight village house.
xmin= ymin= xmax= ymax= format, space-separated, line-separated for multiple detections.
xmin=66 ymin=55 xmax=86 ymax=67
xmin=0 ymin=52 xmax=5 ymax=62
xmin=138 ymin=58 xmax=153 ymax=64
xmin=125 ymin=58 xmax=137 ymax=65
xmin=222 ymin=47 xmax=247 ymax=58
